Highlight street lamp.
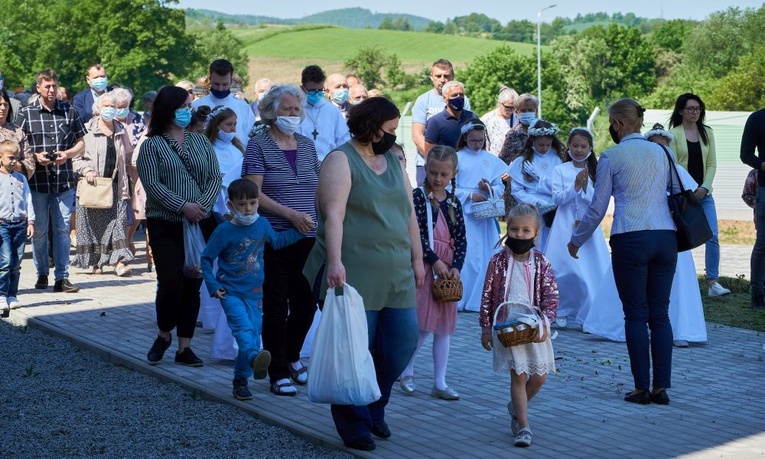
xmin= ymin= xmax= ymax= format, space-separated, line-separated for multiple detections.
xmin=537 ymin=4 xmax=556 ymax=119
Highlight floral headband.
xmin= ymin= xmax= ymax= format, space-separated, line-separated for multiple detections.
xmin=644 ymin=127 xmax=674 ymax=143
xmin=570 ymin=126 xmax=593 ymax=137
xmin=460 ymin=121 xmax=485 ymax=135
xmin=528 ymin=123 xmax=559 ymax=137
xmin=208 ymin=105 xmax=229 ymax=121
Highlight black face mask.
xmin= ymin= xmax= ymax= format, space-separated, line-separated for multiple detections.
xmin=609 ymin=124 xmax=620 ymax=144
xmin=504 ymin=236 xmax=535 ymax=255
xmin=372 ymin=131 xmax=397 ymax=155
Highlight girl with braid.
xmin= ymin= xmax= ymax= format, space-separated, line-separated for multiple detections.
xmin=453 ymin=119 xmax=507 ymax=312
xmin=399 ymin=145 xmax=467 ymax=400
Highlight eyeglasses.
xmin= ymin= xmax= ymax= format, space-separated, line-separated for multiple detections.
xmin=684 ymin=107 xmax=701 ymax=113
xmin=501 ymin=104 xmax=515 ymax=111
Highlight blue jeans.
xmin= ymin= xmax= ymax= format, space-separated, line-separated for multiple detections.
xmin=0 ymin=221 xmax=28 ymax=298
xmin=751 ymin=187 xmax=765 ymax=295
xmin=220 ymin=295 xmax=263 ymax=380
xmin=610 ymin=230 xmax=677 ymax=390
xmin=31 ymin=189 xmax=75 ymax=280
xmin=331 ymin=307 xmax=418 ymax=442
xmin=699 ymin=194 xmax=720 ymax=280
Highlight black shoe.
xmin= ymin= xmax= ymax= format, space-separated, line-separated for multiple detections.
xmin=371 ymin=421 xmax=391 ymax=439
xmin=175 ymin=347 xmax=204 ymax=367
xmin=624 ymin=390 xmax=650 ymax=405
xmin=147 ymin=335 xmax=172 ymax=364
xmin=53 ymin=279 xmax=79 ymax=293
xmin=232 ymin=378 xmax=253 ymax=400
xmin=343 ymin=436 xmax=376 ymax=451
xmin=650 ymin=389 xmax=670 ymax=405
xmin=35 ymin=275 xmax=49 ymax=289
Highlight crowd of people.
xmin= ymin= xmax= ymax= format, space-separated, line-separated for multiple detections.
xmin=1 ymin=54 xmax=760 ymax=452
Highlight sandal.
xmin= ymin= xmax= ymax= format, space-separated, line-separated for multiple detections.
xmin=289 ymin=362 xmax=308 ymax=385
xmin=115 ymin=263 xmax=132 ymax=277
xmin=270 ymin=379 xmax=297 ymax=396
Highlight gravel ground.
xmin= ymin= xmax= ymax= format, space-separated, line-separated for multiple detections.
xmin=0 ymin=320 xmax=351 ymax=459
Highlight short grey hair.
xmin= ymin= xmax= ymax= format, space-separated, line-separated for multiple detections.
xmin=111 ymin=88 xmax=133 ymax=105
xmin=516 ymin=93 xmax=539 ymax=111
xmin=442 ymin=80 xmax=464 ymax=98
xmin=92 ymin=92 xmax=116 ymax=116
xmin=258 ymin=84 xmax=305 ymax=125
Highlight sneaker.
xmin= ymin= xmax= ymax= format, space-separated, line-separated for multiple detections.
xmin=553 ymin=317 xmax=567 ymax=328
xmin=53 ymin=279 xmax=79 ymax=293
xmin=673 ymin=340 xmax=689 ymax=348
xmin=400 ymin=375 xmax=416 ymax=395
xmin=34 ymin=275 xmax=49 ymax=289
xmin=232 ymin=378 xmax=253 ymax=401
xmin=708 ymin=282 xmax=730 ymax=297
xmin=175 ymin=347 xmax=204 ymax=367
xmin=147 ymin=335 xmax=172 ymax=364
xmin=507 ymin=402 xmax=520 ymax=435
xmin=250 ymin=350 xmax=271 ymax=380
xmin=7 ymin=297 xmax=21 ymax=309
xmin=0 ymin=297 xmax=8 ymax=316
xmin=514 ymin=428 xmax=532 ymax=447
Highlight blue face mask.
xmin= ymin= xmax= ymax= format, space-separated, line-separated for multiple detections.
xmin=174 ymin=107 xmax=192 ymax=128
xmin=233 ymin=210 xmax=259 ymax=226
xmin=210 ymin=88 xmax=230 ymax=99
xmin=306 ymin=90 xmax=324 ymax=106
xmin=519 ymin=112 xmax=536 ymax=126
xmin=448 ymin=96 xmax=465 ymax=112
xmin=90 ymin=76 xmax=108 ymax=92
xmin=332 ymin=88 xmax=349 ymax=105
xmin=100 ymin=107 xmax=117 ymax=122
xmin=115 ymin=107 xmax=130 ymax=119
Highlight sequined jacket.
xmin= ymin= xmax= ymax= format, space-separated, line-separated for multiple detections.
xmin=479 ymin=248 xmax=558 ymax=334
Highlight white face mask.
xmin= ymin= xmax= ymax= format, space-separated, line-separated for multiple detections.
xmin=100 ymin=107 xmax=117 ymax=122
xmin=332 ymin=88 xmax=349 ymax=105
xmin=275 ymin=116 xmax=301 ymax=135
xmin=218 ymin=129 xmax=236 ymax=144
xmin=567 ymin=150 xmax=592 ymax=163
xmin=233 ymin=210 xmax=259 ymax=226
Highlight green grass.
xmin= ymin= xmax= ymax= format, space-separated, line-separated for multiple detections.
xmin=701 ymin=276 xmax=765 ymax=332
xmin=232 ymin=25 xmax=539 ymax=64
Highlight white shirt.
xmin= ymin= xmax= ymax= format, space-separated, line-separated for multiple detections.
xmin=297 ymin=99 xmax=350 ymax=161
xmin=193 ymin=94 xmax=256 ymax=146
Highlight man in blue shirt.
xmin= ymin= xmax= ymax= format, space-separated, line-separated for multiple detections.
xmin=72 ymin=64 xmax=108 ymax=123
xmin=423 ymin=80 xmax=475 ymax=155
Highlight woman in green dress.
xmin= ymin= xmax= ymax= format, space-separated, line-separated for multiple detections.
xmin=304 ymin=97 xmax=424 ymax=451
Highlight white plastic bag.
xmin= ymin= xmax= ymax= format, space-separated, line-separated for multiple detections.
xmin=308 ymin=284 xmax=381 ymax=405
xmin=182 ymin=219 xmax=206 ymax=278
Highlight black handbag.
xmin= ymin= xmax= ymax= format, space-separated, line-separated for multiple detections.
xmin=661 ymin=146 xmax=713 ymax=252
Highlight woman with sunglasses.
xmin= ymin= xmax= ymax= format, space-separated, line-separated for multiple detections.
xmin=481 ymin=85 xmax=519 ymax=156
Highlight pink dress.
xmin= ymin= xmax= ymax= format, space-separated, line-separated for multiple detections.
xmin=416 ymin=207 xmax=458 ymax=335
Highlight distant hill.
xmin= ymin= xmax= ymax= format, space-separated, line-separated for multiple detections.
xmin=185 ymin=7 xmax=432 ymax=30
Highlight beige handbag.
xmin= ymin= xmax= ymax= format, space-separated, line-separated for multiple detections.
xmin=77 ymin=168 xmax=116 ymax=209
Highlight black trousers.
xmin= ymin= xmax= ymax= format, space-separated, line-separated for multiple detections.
xmin=147 ymin=217 xmax=216 ymax=339
xmin=262 ymin=237 xmax=317 ymax=382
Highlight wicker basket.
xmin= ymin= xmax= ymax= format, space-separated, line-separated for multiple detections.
xmin=493 ymin=301 xmax=541 ymax=348
xmin=472 ymin=186 xmax=505 ymax=219
xmin=431 ymin=277 xmax=463 ymax=302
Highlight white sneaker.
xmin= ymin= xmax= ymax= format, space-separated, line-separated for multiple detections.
xmin=7 ymin=297 xmax=21 ymax=309
xmin=708 ymin=282 xmax=731 ymax=297
xmin=553 ymin=317 xmax=567 ymax=328
xmin=0 ymin=297 xmax=8 ymax=312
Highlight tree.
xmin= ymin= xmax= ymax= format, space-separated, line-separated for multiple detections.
xmin=189 ymin=21 xmax=249 ymax=85
xmin=344 ymin=46 xmax=390 ymax=89
xmin=708 ymin=49 xmax=765 ymax=111
xmin=652 ymin=19 xmax=692 ymax=52
xmin=424 ymin=21 xmax=445 ymax=34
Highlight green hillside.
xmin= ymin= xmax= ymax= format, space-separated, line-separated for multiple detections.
xmin=232 ymin=26 xmax=538 ymax=63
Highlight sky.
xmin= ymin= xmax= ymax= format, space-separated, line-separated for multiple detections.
xmin=175 ymin=0 xmax=764 ymax=23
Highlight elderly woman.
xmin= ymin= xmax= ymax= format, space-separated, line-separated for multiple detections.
xmin=73 ymin=93 xmax=134 ymax=276
xmin=481 ymin=85 xmax=519 ymax=156
xmin=0 ymin=90 xmax=34 ymax=177
xmin=137 ymin=85 xmax=221 ymax=367
xmin=668 ymin=93 xmax=730 ymax=298
xmin=242 ymin=85 xmax=319 ymax=397
xmin=303 ymin=97 xmax=424 ymax=451
xmin=500 ymin=93 xmax=539 ymax=210
xmin=569 ymin=98 xmax=678 ymax=406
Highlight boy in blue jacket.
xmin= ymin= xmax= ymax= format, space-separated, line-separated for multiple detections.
xmin=201 ymin=179 xmax=304 ymax=400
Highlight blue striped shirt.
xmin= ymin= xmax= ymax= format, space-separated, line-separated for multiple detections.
xmin=571 ymin=133 xmax=677 ymax=247
xmin=242 ymin=131 xmax=320 ymax=235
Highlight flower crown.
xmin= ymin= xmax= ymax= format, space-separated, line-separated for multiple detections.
xmin=207 ymin=105 xmax=228 ymax=121
xmin=528 ymin=123 xmax=559 ymax=137
xmin=460 ymin=121 xmax=485 ymax=135
xmin=570 ymin=126 xmax=593 ymax=137
xmin=644 ymin=128 xmax=674 ymax=143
